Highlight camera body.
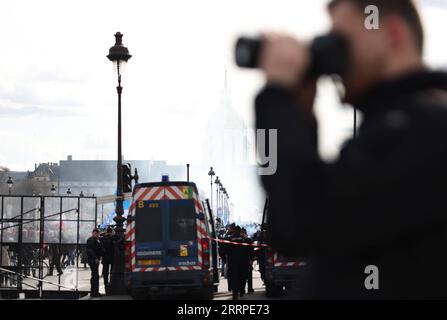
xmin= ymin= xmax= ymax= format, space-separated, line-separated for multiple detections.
xmin=235 ymin=33 xmax=349 ymax=79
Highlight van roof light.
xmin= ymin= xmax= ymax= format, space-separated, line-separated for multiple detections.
xmin=162 ymin=175 xmax=169 ymax=182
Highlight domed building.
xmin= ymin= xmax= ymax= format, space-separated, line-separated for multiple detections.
xmin=202 ymin=71 xmax=264 ymax=225
xmin=203 ymin=70 xmax=249 ymax=168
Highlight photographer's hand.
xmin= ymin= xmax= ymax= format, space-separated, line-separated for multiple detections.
xmin=259 ymin=32 xmax=317 ymax=121
xmin=259 ymin=32 xmax=311 ymax=90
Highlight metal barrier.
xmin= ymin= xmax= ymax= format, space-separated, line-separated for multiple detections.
xmin=0 ymin=195 xmax=97 ymax=299
xmin=0 ymin=267 xmax=76 ymax=291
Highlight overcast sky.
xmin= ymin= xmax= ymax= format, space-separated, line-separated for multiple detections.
xmin=0 ymin=0 xmax=446 ymax=172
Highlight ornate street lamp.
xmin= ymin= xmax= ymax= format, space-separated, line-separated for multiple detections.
xmin=214 ymin=176 xmax=221 ymax=217
xmin=208 ymin=167 xmax=215 ymax=210
xmin=219 ymin=183 xmax=224 ymax=220
xmin=214 ymin=176 xmax=220 ymax=215
xmin=221 ymin=187 xmax=226 ymax=222
xmin=7 ymin=177 xmax=13 ymax=195
xmin=107 ymin=31 xmax=131 ymax=295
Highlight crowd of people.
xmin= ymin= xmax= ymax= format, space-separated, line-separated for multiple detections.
xmin=0 ymin=243 xmax=88 ymax=279
xmin=0 ymin=225 xmax=114 ymax=296
xmin=217 ymin=222 xmax=264 ymax=300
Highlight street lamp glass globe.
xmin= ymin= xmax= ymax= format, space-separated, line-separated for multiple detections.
xmin=113 ymin=60 xmax=127 ymax=76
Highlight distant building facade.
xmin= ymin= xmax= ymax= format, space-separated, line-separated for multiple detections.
xmin=58 ymin=156 xmax=189 ymax=197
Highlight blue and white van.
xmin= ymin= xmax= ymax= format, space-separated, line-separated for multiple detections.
xmin=124 ymin=178 xmax=219 ymax=299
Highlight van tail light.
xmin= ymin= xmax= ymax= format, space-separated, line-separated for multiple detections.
xmin=124 ymin=241 xmax=132 ymax=272
xmin=201 ymin=238 xmax=210 ymax=270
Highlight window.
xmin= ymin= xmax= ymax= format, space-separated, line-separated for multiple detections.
xmin=170 ymin=201 xmax=196 ymax=241
xmin=136 ymin=203 xmax=162 ymax=242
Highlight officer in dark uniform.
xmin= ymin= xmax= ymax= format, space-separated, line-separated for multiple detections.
xmin=87 ymin=228 xmax=103 ymax=297
xmin=241 ymin=228 xmax=255 ymax=294
xmin=252 ymin=230 xmax=266 ymax=283
xmin=101 ymin=226 xmax=115 ymax=292
xmin=255 ymin=0 xmax=447 ymax=299
xmin=225 ymin=226 xmax=251 ymax=300
xmin=219 ymin=223 xmax=236 ymax=279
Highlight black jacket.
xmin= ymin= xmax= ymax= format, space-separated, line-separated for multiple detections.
xmin=86 ymin=237 xmax=103 ymax=265
xmin=225 ymin=234 xmax=251 ymax=291
xmin=255 ymin=70 xmax=447 ymax=299
xmin=101 ymin=234 xmax=115 ymax=264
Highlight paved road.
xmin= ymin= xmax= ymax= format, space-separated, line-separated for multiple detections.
xmin=5 ymin=263 xmax=275 ymax=300
xmin=214 ymin=272 xmax=267 ymax=300
xmin=82 ymin=268 xmax=268 ymax=300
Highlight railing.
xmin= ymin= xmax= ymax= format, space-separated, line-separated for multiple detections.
xmin=1 ymin=195 xmax=98 ymax=298
xmin=0 ymin=267 xmax=77 ymax=291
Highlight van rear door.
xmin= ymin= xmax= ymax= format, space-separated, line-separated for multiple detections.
xmin=134 ymin=200 xmax=166 ymax=270
xmin=166 ymin=199 xmax=199 ymax=269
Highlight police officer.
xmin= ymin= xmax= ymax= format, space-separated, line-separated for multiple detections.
xmin=219 ymin=223 xmax=236 ymax=279
xmin=225 ymin=226 xmax=251 ymax=300
xmin=255 ymin=0 xmax=447 ymax=299
xmin=241 ymin=228 xmax=255 ymax=294
xmin=101 ymin=226 xmax=115 ymax=292
xmin=253 ymin=230 xmax=266 ymax=283
xmin=87 ymin=228 xmax=103 ymax=297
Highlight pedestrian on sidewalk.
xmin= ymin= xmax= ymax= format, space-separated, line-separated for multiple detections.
xmin=101 ymin=226 xmax=115 ymax=293
xmin=87 ymin=228 xmax=103 ymax=298
xmin=48 ymin=244 xmax=63 ymax=276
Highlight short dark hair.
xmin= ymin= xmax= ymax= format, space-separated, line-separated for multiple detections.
xmin=328 ymin=0 xmax=424 ymax=54
xmin=92 ymin=228 xmax=100 ymax=233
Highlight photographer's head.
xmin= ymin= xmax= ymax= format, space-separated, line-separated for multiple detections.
xmin=328 ymin=0 xmax=424 ymax=102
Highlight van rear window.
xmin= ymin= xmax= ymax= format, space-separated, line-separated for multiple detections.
xmin=136 ymin=203 xmax=162 ymax=242
xmin=170 ymin=201 xmax=196 ymax=241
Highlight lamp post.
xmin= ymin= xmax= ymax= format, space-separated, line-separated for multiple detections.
xmin=214 ymin=176 xmax=220 ymax=216
xmin=107 ymin=31 xmax=132 ymax=295
xmin=7 ymin=177 xmax=13 ymax=195
xmin=208 ymin=167 xmax=215 ymax=210
xmin=219 ymin=183 xmax=224 ymax=220
xmin=221 ymin=187 xmax=226 ymax=224
xmin=50 ymin=184 xmax=56 ymax=196
xmin=223 ymin=188 xmax=227 ymax=223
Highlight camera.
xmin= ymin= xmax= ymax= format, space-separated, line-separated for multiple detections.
xmin=235 ymin=32 xmax=349 ymax=78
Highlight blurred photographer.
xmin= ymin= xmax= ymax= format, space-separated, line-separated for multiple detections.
xmin=252 ymin=0 xmax=447 ymax=299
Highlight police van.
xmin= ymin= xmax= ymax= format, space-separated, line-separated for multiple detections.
xmin=259 ymin=198 xmax=307 ymax=298
xmin=124 ymin=177 xmax=219 ymax=299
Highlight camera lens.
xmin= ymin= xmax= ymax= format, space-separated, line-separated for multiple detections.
xmin=310 ymin=33 xmax=348 ymax=78
xmin=235 ymin=33 xmax=348 ymax=78
xmin=235 ymin=37 xmax=262 ymax=69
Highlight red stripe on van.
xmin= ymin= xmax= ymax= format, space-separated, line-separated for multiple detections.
xmin=165 ymin=186 xmax=182 ymax=200
xmin=150 ymin=186 xmax=164 ymax=200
